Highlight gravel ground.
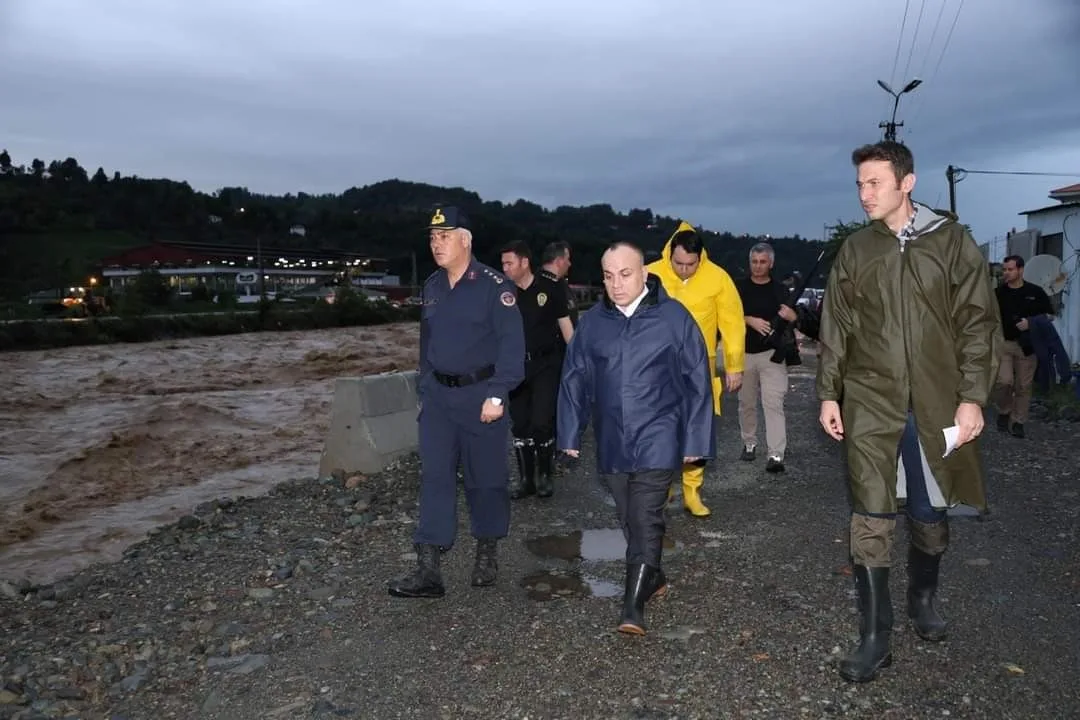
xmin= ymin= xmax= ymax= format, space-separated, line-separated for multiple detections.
xmin=1 ymin=355 xmax=1078 ymax=720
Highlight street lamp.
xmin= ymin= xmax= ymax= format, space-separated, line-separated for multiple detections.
xmin=877 ymin=77 xmax=922 ymax=143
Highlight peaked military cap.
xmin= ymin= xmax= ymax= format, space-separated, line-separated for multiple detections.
xmin=427 ymin=205 xmax=470 ymax=230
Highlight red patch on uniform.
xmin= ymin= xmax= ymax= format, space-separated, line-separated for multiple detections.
xmin=467 ymin=271 xmax=477 ymax=280
xmin=500 ymin=291 xmax=516 ymax=307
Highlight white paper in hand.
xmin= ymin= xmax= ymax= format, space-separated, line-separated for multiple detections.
xmin=942 ymin=425 xmax=960 ymax=458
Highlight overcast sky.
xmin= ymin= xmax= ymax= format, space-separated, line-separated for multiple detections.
xmin=2 ymin=0 xmax=1079 ymax=252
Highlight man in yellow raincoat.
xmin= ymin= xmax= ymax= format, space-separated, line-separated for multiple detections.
xmin=647 ymin=222 xmax=745 ymax=517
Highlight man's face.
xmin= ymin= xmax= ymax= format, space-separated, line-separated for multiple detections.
xmin=500 ymin=252 xmax=529 ymax=283
xmin=749 ymin=251 xmax=773 ymax=280
xmin=556 ymin=251 xmax=572 ymax=279
xmin=1001 ymin=260 xmax=1023 ymax=285
xmin=602 ymin=246 xmax=647 ymax=306
xmin=670 ymin=245 xmax=701 ymax=281
xmin=856 ymin=159 xmax=915 ymax=222
xmin=429 ymin=229 xmax=469 ymax=268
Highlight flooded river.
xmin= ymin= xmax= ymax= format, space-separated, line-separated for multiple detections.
xmin=0 ymin=323 xmax=419 ymax=586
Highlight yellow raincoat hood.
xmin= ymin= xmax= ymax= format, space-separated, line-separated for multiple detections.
xmin=647 ymin=221 xmax=746 ymax=414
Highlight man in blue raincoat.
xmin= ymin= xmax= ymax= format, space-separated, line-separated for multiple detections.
xmin=557 ymin=241 xmax=715 ymax=636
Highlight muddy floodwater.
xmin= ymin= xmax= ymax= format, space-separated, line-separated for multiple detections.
xmin=0 ymin=323 xmax=419 ymax=585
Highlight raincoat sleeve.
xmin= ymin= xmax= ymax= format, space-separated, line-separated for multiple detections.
xmin=817 ymin=247 xmax=855 ymax=402
xmin=951 ymin=229 xmax=1003 ymax=406
xmin=714 ymin=269 xmax=746 ymax=373
xmin=557 ymin=320 xmax=591 ymax=452
xmin=678 ymin=310 xmax=717 ymax=459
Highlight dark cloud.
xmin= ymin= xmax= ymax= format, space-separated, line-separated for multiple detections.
xmin=1 ymin=0 xmax=1078 ymax=247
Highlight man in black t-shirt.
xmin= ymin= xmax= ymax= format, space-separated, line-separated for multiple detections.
xmin=735 ymin=242 xmax=792 ymax=473
xmin=992 ymin=254 xmax=1053 ymax=438
xmin=540 ymin=241 xmax=578 ymax=329
xmin=501 ymin=241 xmax=574 ymax=498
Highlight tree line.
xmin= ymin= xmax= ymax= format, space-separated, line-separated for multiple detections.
xmin=0 ymin=150 xmax=863 ymax=301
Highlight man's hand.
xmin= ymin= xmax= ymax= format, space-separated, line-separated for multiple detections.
xmin=778 ymin=304 xmax=797 ymax=322
xmin=480 ymin=399 xmax=504 ymax=423
xmin=819 ymin=400 xmax=844 ymax=441
xmin=746 ymin=316 xmax=772 ymax=336
xmin=562 ymin=448 xmax=580 ymax=458
xmin=683 ymin=456 xmax=701 ymax=464
xmin=1016 ymin=318 xmax=1029 ymax=332
xmin=954 ymin=402 xmax=984 ymax=447
xmin=725 ymin=371 xmax=743 ymax=393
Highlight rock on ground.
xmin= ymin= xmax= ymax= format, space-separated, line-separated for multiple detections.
xmin=1 ymin=357 xmax=1078 ymax=719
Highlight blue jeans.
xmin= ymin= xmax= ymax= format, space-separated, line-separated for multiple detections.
xmin=898 ymin=413 xmax=947 ymax=524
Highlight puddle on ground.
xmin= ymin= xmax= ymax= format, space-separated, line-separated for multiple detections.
xmin=520 ymin=570 xmax=621 ymax=601
xmin=524 ymin=528 xmax=679 ymax=562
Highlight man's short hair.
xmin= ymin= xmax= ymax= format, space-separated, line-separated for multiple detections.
xmin=1003 ymin=254 xmax=1025 ymax=268
xmin=749 ymin=242 xmax=775 ymax=262
xmin=851 ymin=140 xmax=915 ymax=184
xmin=500 ymin=240 xmax=532 ymax=264
xmin=541 ymin=241 xmax=571 ymax=265
xmin=670 ymin=230 xmax=703 ymax=256
xmin=605 ymin=240 xmax=644 ymax=262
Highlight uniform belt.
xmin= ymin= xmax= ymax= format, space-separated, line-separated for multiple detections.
xmin=525 ymin=345 xmax=561 ymax=362
xmin=433 ymin=364 xmax=495 ymax=388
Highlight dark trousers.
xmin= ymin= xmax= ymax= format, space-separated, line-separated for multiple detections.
xmin=1030 ymin=315 xmax=1071 ymax=392
xmin=898 ymin=412 xmax=946 ymax=525
xmin=601 ymin=469 xmax=678 ymax=568
xmin=509 ymin=354 xmax=561 ymax=444
xmin=414 ymin=384 xmax=510 ymax=548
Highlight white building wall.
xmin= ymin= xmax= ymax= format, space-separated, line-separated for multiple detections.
xmin=1023 ymin=206 xmax=1080 ymax=364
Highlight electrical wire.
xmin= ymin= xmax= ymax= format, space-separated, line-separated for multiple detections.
xmin=954 ymin=169 xmax=1080 ymax=177
xmin=917 ymin=0 xmax=949 ymax=79
xmin=901 ymin=0 xmax=927 ymax=84
xmin=908 ymin=0 xmax=964 ymax=127
xmin=886 ymin=0 xmax=912 ymax=116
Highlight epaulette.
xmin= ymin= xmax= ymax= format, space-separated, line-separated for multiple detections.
xmin=479 ymin=265 xmax=506 ymax=286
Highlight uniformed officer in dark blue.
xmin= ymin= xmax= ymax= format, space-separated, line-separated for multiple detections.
xmin=389 ymin=205 xmax=526 ymax=599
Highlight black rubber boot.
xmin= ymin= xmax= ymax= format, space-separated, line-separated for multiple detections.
xmin=839 ymin=565 xmax=893 ymax=683
xmin=510 ymin=440 xmax=536 ymax=499
xmin=535 ymin=442 xmax=555 ymax=498
xmin=388 ymin=544 xmax=445 ymax=598
xmin=907 ymin=546 xmax=948 ymax=641
xmin=617 ymin=564 xmax=662 ymax=635
xmin=471 ymin=538 xmax=498 ymax=587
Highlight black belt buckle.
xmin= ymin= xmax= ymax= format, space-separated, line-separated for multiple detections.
xmin=434 ymin=365 xmax=495 ymax=388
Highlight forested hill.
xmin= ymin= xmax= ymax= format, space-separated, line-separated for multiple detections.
xmin=0 ymin=150 xmax=834 ymax=300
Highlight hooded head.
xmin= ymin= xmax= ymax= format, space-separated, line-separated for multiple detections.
xmin=662 ymin=221 xmax=707 ymax=281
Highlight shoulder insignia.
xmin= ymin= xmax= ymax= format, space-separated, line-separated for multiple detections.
xmin=467 ymin=270 xmax=477 ymax=280
xmin=537 ymin=292 xmax=547 ymax=307
xmin=482 ymin=267 xmax=505 ymax=285
xmin=500 ymin=291 xmax=516 ymax=307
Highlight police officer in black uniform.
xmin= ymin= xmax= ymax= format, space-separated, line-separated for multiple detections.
xmin=389 ymin=206 xmax=525 ymax=599
xmin=540 ymin=241 xmax=578 ymax=328
xmin=500 ymin=240 xmax=574 ymax=499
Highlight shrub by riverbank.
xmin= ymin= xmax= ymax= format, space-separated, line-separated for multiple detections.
xmin=0 ymin=291 xmax=419 ymax=352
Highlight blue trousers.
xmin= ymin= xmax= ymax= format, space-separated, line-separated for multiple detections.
xmin=414 ymin=384 xmax=511 ymax=548
xmin=861 ymin=412 xmax=946 ymax=523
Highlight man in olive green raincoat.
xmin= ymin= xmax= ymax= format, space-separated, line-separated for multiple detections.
xmin=817 ymin=140 xmax=1002 ymax=684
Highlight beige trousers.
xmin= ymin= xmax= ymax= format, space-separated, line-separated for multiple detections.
xmin=737 ymin=350 xmax=788 ymax=457
xmin=993 ymin=340 xmax=1038 ymax=423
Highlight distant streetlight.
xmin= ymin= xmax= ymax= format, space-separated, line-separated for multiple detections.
xmin=877 ymin=78 xmax=922 ymax=143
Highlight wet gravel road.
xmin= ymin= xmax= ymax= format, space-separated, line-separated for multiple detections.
xmin=1 ymin=356 xmax=1077 ymax=719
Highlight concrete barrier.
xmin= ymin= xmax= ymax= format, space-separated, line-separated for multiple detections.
xmin=319 ymin=370 xmax=420 ymax=477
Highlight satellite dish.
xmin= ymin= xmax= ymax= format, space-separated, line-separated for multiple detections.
xmin=1024 ymin=254 xmax=1064 ymax=295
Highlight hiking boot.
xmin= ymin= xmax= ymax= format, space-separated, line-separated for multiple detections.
xmin=388 ymin=544 xmax=445 ymax=598
xmin=471 ymin=538 xmax=498 ymax=587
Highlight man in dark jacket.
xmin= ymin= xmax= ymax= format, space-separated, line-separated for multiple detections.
xmin=557 ymin=241 xmax=715 ymax=636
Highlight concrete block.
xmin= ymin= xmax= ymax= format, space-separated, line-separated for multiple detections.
xmin=319 ymin=370 xmax=420 ymax=477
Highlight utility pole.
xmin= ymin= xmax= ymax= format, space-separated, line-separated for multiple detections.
xmin=946 ymin=165 xmax=958 ymax=214
xmin=877 ymin=78 xmax=922 ymax=143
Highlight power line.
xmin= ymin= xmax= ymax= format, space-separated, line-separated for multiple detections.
xmin=908 ymin=0 xmax=964 ymax=126
xmin=886 ymin=0 xmax=911 ymax=115
xmin=954 ymin=169 xmax=1080 ymax=177
xmin=917 ymin=0 xmax=949 ymax=79
xmin=901 ymin=0 xmax=927 ymax=84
